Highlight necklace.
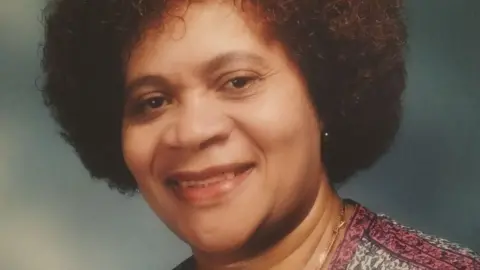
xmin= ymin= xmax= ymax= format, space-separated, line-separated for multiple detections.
xmin=315 ymin=202 xmax=346 ymax=270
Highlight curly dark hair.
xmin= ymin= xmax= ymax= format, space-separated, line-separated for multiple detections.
xmin=41 ymin=0 xmax=407 ymax=194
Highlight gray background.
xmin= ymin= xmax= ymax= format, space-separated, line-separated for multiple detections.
xmin=1 ymin=1 xmax=479 ymax=269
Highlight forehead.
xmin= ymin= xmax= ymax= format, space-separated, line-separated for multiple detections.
xmin=125 ymin=1 xmax=273 ymax=80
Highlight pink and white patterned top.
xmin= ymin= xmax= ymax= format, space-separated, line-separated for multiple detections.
xmin=329 ymin=204 xmax=480 ymax=269
xmin=173 ymin=203 xmax=480 ymax=270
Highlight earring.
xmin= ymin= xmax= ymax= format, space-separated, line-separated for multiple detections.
xmin=321 ymin=130 xmax=332 ymax=151
xmin=322 ymin=131 xmax=330 ymax=142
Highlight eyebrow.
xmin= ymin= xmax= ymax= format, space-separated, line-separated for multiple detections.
xmin=125 ymin=75 xmax=172 ymax=96
xmin=125 ymin=51 xmax=269 ymax=95
xmin=200 ymin=51 xmax=269 ymax=76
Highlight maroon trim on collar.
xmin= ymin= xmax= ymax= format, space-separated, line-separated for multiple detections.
xmin=328 ymin=202 xmax=376 ymax=270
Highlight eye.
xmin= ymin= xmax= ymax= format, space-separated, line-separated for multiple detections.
xmin=132 ymin=95 xmax=170 ymax=116
xmin=224 ymin=76 xmax=256 ymax=90
xmin=143 ymin=96 xmax=167 ymax=109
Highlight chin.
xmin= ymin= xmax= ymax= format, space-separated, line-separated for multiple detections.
xmin=189 ymin=237 xmax=246 ymax=255
xmin=185 ymin=224 xmax=254 ymax=254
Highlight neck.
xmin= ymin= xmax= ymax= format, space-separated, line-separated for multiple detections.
xmin=195 ymin=175 xmax=346 ymax=270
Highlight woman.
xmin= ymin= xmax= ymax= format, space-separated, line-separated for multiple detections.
xmin=41 ymin=0 xmax=479 ymax=269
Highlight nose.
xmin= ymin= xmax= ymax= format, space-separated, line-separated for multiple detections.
xmin=162 ymin=96 xmax=233 ymax=150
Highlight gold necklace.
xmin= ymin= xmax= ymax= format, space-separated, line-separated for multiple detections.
xmin=315 ymin=203 xmax=346 ymax=270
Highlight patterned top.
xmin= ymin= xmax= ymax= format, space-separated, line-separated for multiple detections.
xmin=173 ymin=204 xmax=480 ymax=269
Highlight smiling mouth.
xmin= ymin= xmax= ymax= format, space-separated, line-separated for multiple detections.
xmin=172 ymin=171 xmax=240 ymax=188
xmin=166 ymin=162 xmax=255 ymax=204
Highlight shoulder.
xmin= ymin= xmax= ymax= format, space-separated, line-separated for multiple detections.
xmin=330 ymin=203 xmax=480 ymax=270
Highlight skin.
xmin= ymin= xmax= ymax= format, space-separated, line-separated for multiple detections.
xmin=122 ymin=1 xmax=350 ymax=269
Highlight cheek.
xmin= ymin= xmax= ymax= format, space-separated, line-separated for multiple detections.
xmin=242 ymin=81 xmax=319 ymax=151
xmin=122 ymin=126 xmax=159 ymax=180
xmin=237 ymin=84 xmax=321 ymax=221
xmin=241 ymin=73 xmax=321 ymax=182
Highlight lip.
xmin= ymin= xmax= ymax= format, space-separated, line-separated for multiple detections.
xmin=166 ymin=162 xmax=255 ymax=206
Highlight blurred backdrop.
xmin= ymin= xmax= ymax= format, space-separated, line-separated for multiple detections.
xmin=1 ymin=1 xmax=479 ymax=269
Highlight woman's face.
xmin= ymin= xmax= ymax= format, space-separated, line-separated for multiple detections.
xmin=123 ymin=1 xmax=323 ymax=253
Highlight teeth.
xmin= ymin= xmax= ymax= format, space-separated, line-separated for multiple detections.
xmin=177 ymin=172 xmax=237 ymax=188
xmin=224 ymin=172 xmax=235 ymax=180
